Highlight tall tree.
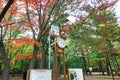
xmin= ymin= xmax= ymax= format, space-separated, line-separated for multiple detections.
xmin=68 ymin=0 xmax=118 ymax=75
xmin=0 ymin=0 xmax=14 ymax=80
xmin=23 ymin=0 xmax=119 ymax=69
xmin=17 ymin=0 xmax=96 ymax=69
xmin=0 ymin=0 xmax=118 ymax=80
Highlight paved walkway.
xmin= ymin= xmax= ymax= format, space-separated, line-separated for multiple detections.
xmin=0 ymin=75 xmax=120 ymax=80
xmin=85 ymin=75 xmax=120 ymax=80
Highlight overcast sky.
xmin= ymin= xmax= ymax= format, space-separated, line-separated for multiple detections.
xmin=67 ymin=0 xmax=120 ymax=23
xmin=114 ymin=0 xmax=120 ymax=24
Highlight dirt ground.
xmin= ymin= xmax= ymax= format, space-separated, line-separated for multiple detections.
xmin=0 ymin=76 xmax=22 ymax=80
xmin=0 ymin=75 xmax=120 ymax=80
xmin=0 ymin=76 xmax=65 ymax=80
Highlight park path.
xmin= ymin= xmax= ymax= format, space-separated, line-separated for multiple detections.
xmin=86 ymin=77 xmax=120 ymax=80
xmin=85 ymin=75 xmax=120 ymax=80
xmin=0 ymin=75 xmax=120 ymax=80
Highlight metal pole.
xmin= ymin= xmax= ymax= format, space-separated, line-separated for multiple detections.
xmin=48 ymin=30 xmax=51 ymax=69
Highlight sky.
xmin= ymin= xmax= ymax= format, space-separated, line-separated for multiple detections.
xmin=67 ymin=0 xmax=120 ymax=24
xmin=114 ymin=0 xmax=120 ymax=24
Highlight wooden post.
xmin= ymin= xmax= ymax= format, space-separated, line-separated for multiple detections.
xmin=26 ymin=69 xmax=30 ymax=80
xmin=55 ymin=36 xmax=66 ymax=80
xmin=53 ymin=38 xmax=58 ymax=80
xmin=62 ymin=49 xmax=66 ymax=80
xmin=58 ymin=48 xmax=66 ymax=80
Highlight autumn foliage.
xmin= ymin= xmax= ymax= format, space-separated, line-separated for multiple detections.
xmin=8 ymin=37 xmax=40 ymax=48
xmin=97 ymin=0 xmax=118 ymax=10
xmin=11 ymin=52 xmax=41 ymax=63
xmin=16 ymin=0 xmax=56 ymax=7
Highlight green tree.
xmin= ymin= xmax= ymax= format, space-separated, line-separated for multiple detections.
xmin=67 ymin=1 xmax=119 ymax=75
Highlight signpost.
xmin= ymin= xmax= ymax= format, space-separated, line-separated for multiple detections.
xmin=48 ymin=24 xmax=59 ymax=69
xmin=29 ymin=69 xmax=52 ymax=80
xmin=89 ymin=67 xmax=93 ymax=72
xmin=50 ymin=25 xmax=66 ymax=80
xmin=50 ymin=25 xmax=59 ymax=36
xmin=68 ymin=68 xmax=85 ymax=80
xmin=50 ymin=25 xmax=59 ymax=80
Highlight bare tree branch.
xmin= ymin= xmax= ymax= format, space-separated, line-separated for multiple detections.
xmin=0 ymin=0 xmax=14 ymax=23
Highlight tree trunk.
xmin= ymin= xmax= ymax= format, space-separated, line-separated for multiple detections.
xmin=0 ymin=0 xmax=13 ymax=79
xmin=40 ymin=42 xmax=48 ymax=68
xmin=40 ymin=51 xmax=46 ymax=68
xmin=108 ymin=55 xmax=114 ymax=79
xmin=112 ymin=56 xmax=119 ymax=75
xmin=99 ymin=62 xmax=104 ymax=75
xmin=29 ymin=44 xmax=38 ymax=69
xmin=0 ymin=41 xmax=10 ymax=80
xmin=106 ymin=56 xmax=111 ymax=76
xmin=106 ymin=54 xmax=114 ymax=77
xmin=29 ymin=36 xmax=48 ymax=69
xmin=87 ymin=58 xmax=91 ymax=75
xmin=81 ymin=53 xmax=87 ymax=75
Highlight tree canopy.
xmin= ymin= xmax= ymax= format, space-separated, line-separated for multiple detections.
xmin=0 ymin=0 xmax=120 ymax=80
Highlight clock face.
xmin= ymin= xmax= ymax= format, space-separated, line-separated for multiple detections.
xmin=56 ymin=37 xmax=65 ymax=48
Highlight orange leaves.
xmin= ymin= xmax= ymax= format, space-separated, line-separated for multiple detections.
xmin=7 ymin=3 xmax=18 ymax=15
xmin=17 ymin=0 xmax=56 ymax=7
xmin=1 ymin=19 xmax=12 ymax=25
xmin=43 ymin=9 xmax=48 ymax=20
xmin=105 ymin=0 xmax=118 ymax=7
xmin=16 ymin=0 xmax=34 ymax=4
xmin=12 ymin=52 xmax=41 ymax=63
xmin=8 ymin=37 xmax=40 ymax=48
xmin=60 ymin=26 xmax=68 ymax=32
xmin=22 ymin=21 xmax=31 ymax=28
xmin=38 ymin=0 xmax=56 ymax=7
xmin=45 ymin=0 xmax=56 ymax=7
xmin=97 ymin=0 xmax=118 ymax=10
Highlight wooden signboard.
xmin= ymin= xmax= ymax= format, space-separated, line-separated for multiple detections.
xmin=29 ymin=69 xmax=52 ymax=80
xmin=68 ymin=68 xmax=85 ymax=80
